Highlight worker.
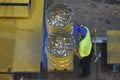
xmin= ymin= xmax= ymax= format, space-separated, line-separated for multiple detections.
xmin=73 ymin=21 xmax=93 ymax=78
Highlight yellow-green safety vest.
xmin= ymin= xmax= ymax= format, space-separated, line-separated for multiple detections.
xmin=78 ymin=27 xmax=92 ymax=57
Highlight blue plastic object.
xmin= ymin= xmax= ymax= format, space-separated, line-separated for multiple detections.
xmin=41 ymin=0 xmax=47 ymax=70
xmin=98 ymin=51 xmax=102 ymax=58
xmin=73 ymin=24 xmax=87 ymax=36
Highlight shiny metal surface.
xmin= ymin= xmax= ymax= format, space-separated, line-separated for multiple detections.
xmin=46 ymin=30 xmax=75 ymax=58
xmin=46 ymin=3 xmax=74 ymax=28
xmin=92 ymin=37 xmax=107 ymax=43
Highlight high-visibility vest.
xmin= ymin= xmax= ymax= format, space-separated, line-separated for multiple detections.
xmin=78 ymin=27 xmax=92 ymax=57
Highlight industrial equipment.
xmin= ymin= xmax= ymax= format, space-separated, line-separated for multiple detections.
xmin=46 ymin=30 xmax=75 ymax=71
xmin=46 ymin=3 xmax=74 ymax=33
xmin=46 ymin=3 xmax=75 ymax=71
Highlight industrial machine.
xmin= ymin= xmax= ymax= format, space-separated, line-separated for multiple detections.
xmin=0 ymin=0 xmax=44 ymax=79
xmin=45 ymin=3 xmax=75 ymax=71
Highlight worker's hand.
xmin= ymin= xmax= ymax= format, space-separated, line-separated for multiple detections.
xmin=73 ymin=48 xmax=78 ymax=53
xmin=73 ymin=49 xmax=82 ymax=59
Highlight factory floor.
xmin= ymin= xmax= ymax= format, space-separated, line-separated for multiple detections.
xmin=13 ymin=55 xmax=120 ymax=80
xmin=41 ymin=56 xmax=120 ymax=80
xmin=13 ymin=43 xmax=120 ymax=80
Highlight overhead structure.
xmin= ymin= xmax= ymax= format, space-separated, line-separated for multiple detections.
xmin=0 ymin=0 xmax=44 ymax=79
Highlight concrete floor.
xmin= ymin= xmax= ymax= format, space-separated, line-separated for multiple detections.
xmin=13 ymin=56 xmax=120 ymax=80
xmin=41 ymin=56 xmax=120 ymax=80
xmin=40 ymin=44 xmax=119 ymax=80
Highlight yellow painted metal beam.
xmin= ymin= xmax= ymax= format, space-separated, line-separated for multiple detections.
xmin=107 ymin=30 xmax=120 ymax=64
xmin=0 ymin=74 xmax=13 ymax=80
xmin=0 ymin=0 xmax=29 ymax=3
xmin=0 ymin=0 xmax=44 ymax=72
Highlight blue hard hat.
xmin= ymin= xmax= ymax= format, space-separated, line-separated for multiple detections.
xmin=79 ymin=25 xmax=87 ymax=36
xmin=73 ymin=24 xmax=80 ymax=32
xmin=74 ymin=24 xmax=87 ymax=36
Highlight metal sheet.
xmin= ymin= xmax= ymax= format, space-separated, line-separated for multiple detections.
xmin=0 ymin=37 xmax=15 ymax=72
xmin=13 ymin=30 xmax=41 ymax=72
xmin=107 ymin=30 xmax=120 ymax=64
xmin=0 ymin=74 xmax=13 ymax=80
xmin=0 ymin=0 xmax=44 ymax=72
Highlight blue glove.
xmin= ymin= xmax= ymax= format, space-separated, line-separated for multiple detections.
xmin=98 ymin=51 xmax=102 ymax=58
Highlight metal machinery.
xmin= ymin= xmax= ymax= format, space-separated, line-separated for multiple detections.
xmin=92 ymin=30 xmax=120 ymax=73
xmin=46 ymin=3 xmax=75 ymax=71
xmin=107 ymin=30 xmax=120 ymax=72
xmin=0 ymin=0 xmax=44 ymax=79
